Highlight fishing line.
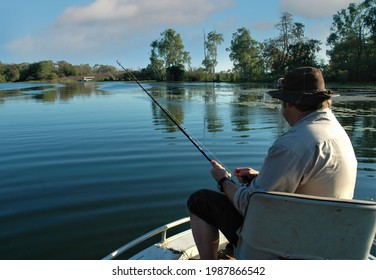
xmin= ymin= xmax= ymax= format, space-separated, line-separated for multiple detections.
xmin=116 ymin=60 xmax=231 ymax=174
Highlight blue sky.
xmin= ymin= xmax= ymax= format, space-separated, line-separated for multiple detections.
xmin=0 ymin=0 xmax=363 ymax=71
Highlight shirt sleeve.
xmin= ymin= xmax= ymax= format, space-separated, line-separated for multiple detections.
xmin=233 ymin=144 xmax=306 ymax=215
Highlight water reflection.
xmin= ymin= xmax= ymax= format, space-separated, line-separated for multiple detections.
xmin=203 ymin=86 xmax=224 ymax=133
xmin=149 ymin=84 xmax=187 ymax=134
xmin=151 ymin=101 xmax=183 ymax=133
xmin=0 ymin=82 xmax=108 ymax=103
xmin=1 ymin=82 xmax=375 ymax=165
xmin=230 ymin=90 xmax=267 ymax=135
xmin=147 ymin=83 xmax=285 ymax=138
xmin=146 ymin=83 xmax=376 ymax=178
xmin=332 ymin=93 xmax=376 ymax=161
xmin=148 ymin=83 xmax=277 ymax=135
xmin=149 ymin=83 xmax=225 ymax=134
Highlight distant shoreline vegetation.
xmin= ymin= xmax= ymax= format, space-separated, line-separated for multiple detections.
xmin=1 ymin=2 xmax=375 ymax=85
xmin=0 ymin=60 xmax=374 ymax=90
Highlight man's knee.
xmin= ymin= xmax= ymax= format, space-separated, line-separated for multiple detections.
xmin=187 ymin=189 xmax=211 ymax=212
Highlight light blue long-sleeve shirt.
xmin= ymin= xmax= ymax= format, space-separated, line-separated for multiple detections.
xmin=233 ymin=108 xmax=358 ymax=216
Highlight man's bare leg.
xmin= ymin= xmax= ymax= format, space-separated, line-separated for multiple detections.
xmin=190 ymin=213 xmax=219 ymax=259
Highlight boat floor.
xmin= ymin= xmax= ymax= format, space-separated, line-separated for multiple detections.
xmin=130 ymin=229 xmax=229 ymax=260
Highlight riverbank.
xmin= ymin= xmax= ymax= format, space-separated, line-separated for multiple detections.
xmin=2 ymin=78 xmax=375 ymax=91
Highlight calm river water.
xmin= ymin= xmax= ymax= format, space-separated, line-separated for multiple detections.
xmin=0 ymin=81 xmax=375 ymax=259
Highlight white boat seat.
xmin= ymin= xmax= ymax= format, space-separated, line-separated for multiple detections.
xmin=235 ymin=191 xmax=376 ymax=259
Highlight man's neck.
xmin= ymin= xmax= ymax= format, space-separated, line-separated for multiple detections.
xmin=285 ymin=103 xmax=314 ymax=126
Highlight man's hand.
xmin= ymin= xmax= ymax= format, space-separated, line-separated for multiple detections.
xmin=210 ymin=160 xmax=231 ymax=182
xmin=234 ymin=167 xmax=259 ymax=185
xmin=211 ymin=160 xmax=239 ymax=202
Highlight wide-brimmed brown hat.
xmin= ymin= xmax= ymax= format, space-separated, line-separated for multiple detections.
xmin=268 ymin=67 xmax=333 ymax=105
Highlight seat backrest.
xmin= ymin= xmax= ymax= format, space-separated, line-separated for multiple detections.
xmin=235 ymin=191 xmax=376 ymax=260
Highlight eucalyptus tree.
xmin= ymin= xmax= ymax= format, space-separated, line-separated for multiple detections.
xmin=285 ymin=22 xmax=321 ymax=69
xmin=149 ymin=28 xmax=191 ymax=81
xmin=202 ymin=30 xmax=224 ymax=80
xmin=226 ymin=27 xmax=262 ymax=81
xmin=262 ymin=13 xmax=296 ymax=75
xmin=263 ymin=12 xmax=321 ymax=77
xmin=327 ymin=0 xmax=376 ymax=82
xmin=149 ymin=41 xmax=165 ymax=81
xmin=275 ymin=12 xmax=294 ymax=69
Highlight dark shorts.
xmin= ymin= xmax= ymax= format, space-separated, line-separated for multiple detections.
xmin=187 ymin=189 xmax=244 ymax=245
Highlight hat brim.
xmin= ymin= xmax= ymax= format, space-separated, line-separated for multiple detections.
xmin=267 ymin=90 xmax=292 ymax=102
xmin=267 ymin=89 xmax=332 ymax=105
xmin=267 ymin=90 xmax=282 ymax=99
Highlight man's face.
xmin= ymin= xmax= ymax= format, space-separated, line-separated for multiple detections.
xmin=281 ymin=101 xmax=287 ymax=119
xmin=281 ymin=100 xmax=293 ymax=126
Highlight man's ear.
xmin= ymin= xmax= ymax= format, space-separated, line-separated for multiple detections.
xmin=284 ymin=101 xmax=294 ymax=108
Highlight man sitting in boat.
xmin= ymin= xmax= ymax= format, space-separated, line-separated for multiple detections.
xmin=187 ymin=66 xmax=358 ymax=259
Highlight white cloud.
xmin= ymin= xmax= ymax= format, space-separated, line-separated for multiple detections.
xmin=280 ymin=0 xmax=364 ymax=18
xmin=56 ymin=0 xmax=139 ymax=25
xmin=6 ymin=0 xmax=233 ymax=64
xmin=57 ymin=0 xmax=233 ymax=27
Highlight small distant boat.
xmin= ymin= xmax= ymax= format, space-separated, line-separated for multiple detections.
xmin=103 ymin=192 xmax=376 ymax=260
xmin=79 ymin=76 xmax=95 ymax=82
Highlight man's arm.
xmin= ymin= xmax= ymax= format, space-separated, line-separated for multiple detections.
xmin=210 ymin=160 xmax=239 ymax=203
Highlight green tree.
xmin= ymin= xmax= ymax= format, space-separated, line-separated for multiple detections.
xmin=93 ymin=64 xmax=117 ymax=74
xmin=20 ymin=60 xmax=55 ymax=81
xmin=57 ymin=61 xmax=78 ymax=77
xmin=285 ymin=23 xmax=321 ymax=69
xmin=166 ymin=64 xmax=185 ymax=81
xmin=286 ymin=39 xmax=321 ymax=69
xmin=327 ymin=0 xmax=376 ymax=82
xmin=0 ymin=63 xmax=20 ymax=82
xmin=0 ymin=63 xmax=5 ymax=82
xmin=149 ymin=40 xmax=166 ymax=81
xmin=226 ymin=27 xmax=262 ymax=81
xmin=263 ymin=13 xmax=298 ymax=74
xmin=364 ymin=0 xmax=376 ymax=79
xmin=149 ymin=28 xmax=191 ymax=81
xmin=202 ymin=30 xmax=224 ymax=80
xmin=263 ymin=12 xmax=322 ymax=78
xmin=75 ymin=64 xmax=92 ymax=75
xmin=267 ymin=12 xmax=295 ymax=72
xmin=184 ymin=67 xmax=207 ymax=82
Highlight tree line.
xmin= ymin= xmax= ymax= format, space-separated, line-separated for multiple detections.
xmin=1 ymin=0 xmax=375 ymax=83
xmin=0 ymin=61 xmax=118 ymax=83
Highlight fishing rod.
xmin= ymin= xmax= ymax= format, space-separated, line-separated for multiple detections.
xmin=116 ymin=61 xmax=254 ymax=185
xmin=116 ymin=60 xmax=213 ymax=163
